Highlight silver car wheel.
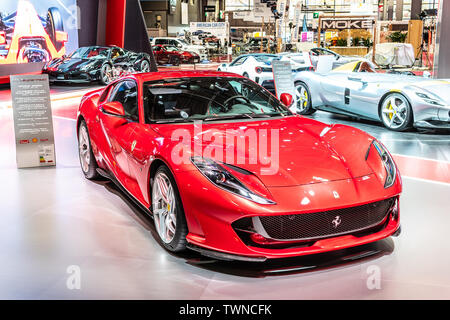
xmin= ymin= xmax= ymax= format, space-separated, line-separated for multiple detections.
xmin=141 ymin=60 xmax=150 ymax=72
xmin=295 ymin=84 xmax=309 ymax=112
xmin=152 ymin=172 xmax=177 ymax=244
xmin=381 ymin=94 xmax=409 ymax=130
xmin=102 ymin=64 xmax=112 ymax=83
xmin=78 ymin=125 xmax=90 ymax=174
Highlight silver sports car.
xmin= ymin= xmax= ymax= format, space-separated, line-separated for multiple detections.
xmin=294 ymin=61 xmax=450 ymax=131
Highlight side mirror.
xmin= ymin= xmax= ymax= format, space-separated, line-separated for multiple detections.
xmin=280 ymin=93 xmax=294 ymax=107
xmin=102 ymin=101 xmax=125 ymax=117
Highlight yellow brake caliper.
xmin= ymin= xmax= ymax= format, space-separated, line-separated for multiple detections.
xmin=304 ymin=91 xmax=308 ymax=107
xmin=388 ymin=101 xmax=393 ymax=120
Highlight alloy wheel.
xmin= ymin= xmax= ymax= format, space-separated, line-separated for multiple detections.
xmin=381 ymin=94 xmax=409 ymax=130
xmin=141 ymin=60 xmax=150 ymax=72
xmin=152 ymin=172 xmax=177 ymax=244
xmin=78 ymin=125 xmax=90 ymax=174
xmin=102 ymin=64 xmax=112 ymax=84
xmin=296 ymin=84 xmax=309 ymax=112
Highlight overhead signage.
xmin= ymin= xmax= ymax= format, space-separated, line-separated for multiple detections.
xmin=320 ymin=18 xmax=375 ymax=30
xmin=189 ymin=22 xmax=229 ymax=40
xmin=10 ymin=74 xmax=56 ymax=168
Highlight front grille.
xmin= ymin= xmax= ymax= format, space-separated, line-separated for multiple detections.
xmin=258 ymin=198 xmax=395 ymax=241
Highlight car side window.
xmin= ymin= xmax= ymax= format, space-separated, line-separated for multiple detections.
xmin=155 ymin=39 xmax=166 ymax=45
xmin=109 ymin=81 xmax=139 ymax=121
xmin=230 ymin=57 xmax=246 ymax=66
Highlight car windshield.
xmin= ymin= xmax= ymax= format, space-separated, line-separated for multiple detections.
xmin=253 ymin=55 xmax=280 ymax=63
xmin=144 ymin=77 xmax=292 ymax=123
xmin=164 ymin=46 xmax=179 ymax=52
xmin=70 ymin=47 xmax=109 ymax=59
xmin=178 ymin=39 xmax=189 ymax=46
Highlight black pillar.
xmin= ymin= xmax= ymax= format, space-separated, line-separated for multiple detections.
xmin=411 ymin=0 xmax=423 ymax=20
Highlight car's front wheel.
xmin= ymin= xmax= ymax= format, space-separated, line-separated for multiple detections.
xmin=380 ymin=93 xmax=413 ymax=131
xmin=152 ymin=165 xmax=188 ymax=252
xmin=78 ymin=120 xmax=99 ymax=180
xmin=295 ymin=81 xmax=316 ymax=115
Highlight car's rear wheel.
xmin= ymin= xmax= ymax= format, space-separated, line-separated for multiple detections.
xmin=152 ymin=165 xmax=188 ymax=252
xmin=100 ymin=64 xmax=113 ymax=85
xmin=380 ymin=93 xmax=413 ymax=131
xmin=140 ymin=59 xmax=150 ymax=72
xmin=295 ymin=81 xmax=316 ymax=115
xmin=169 ymin=55 xmax=180 ymax=66
xmin=78 ymin=120 xmax=99 ymax=180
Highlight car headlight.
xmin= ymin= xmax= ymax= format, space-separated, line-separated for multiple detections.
xmin=370 ymin=140 xmax=397 ymax=188
xmin=416 ymin=92 xmax=444 ymax=106
xmin=191 ymin=157 xmax=275 ymax=205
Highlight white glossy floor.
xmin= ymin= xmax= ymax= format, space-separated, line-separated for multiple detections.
xmin=0 ymin=93 xmax=450 ymax=299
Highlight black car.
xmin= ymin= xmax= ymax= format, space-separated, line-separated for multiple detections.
xmin=42 ymin=46 xmax=152 ymax=85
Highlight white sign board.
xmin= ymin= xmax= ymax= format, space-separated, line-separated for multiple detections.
xmin=190 ymin=22 xmax=229 ymax=40
xmin=11 ymin=74 xmax=56 ymax=168
xmin=272 ymin=60 xmax=297 ymax=110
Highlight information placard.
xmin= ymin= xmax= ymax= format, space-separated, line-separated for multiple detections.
xmin=11 ymin=74 xmax=56 ymax=168
xmin=272 ymin=60 xmax=297 ymax=111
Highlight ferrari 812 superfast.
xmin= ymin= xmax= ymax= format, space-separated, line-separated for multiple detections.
xmin=77 ymin=71 xmax=401 ymax=261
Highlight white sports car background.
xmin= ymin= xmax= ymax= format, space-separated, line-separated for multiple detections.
xmin=218 ymin=53 xmax=313 ymax=94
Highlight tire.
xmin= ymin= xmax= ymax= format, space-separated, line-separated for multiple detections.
xmin=169 ymin=56 xmax=180 ymax=66
xmin=100 ymin=64 xmax=113 ymax=85
xmin=78 ymin=120 xmax=99 ymax=180
xmin=151 ymin=165 xmax=188 ymax=252
xmin=140 ymin=59 xmax=150 ymax=73
xmin=379 ymin=93 xmax=413 ymax=131
xmin=46 ymin=7 xmax=64 ymax=51
xmin=294 ymin=81 xmax=316 ymax=115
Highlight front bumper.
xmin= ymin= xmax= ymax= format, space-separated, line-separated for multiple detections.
xmin=176 ymin=170 xmax=401 ymax=261
xmin=413 ymin=103 xmax=450 ymax=130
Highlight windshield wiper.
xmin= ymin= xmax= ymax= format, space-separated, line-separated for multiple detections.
xmin=151 ymin=118 xmax=194 ymax=124
xmin=203 ymin=114 xmax=254 ymax=122
xmin=247 ymin=113 xmax=286 ymax=118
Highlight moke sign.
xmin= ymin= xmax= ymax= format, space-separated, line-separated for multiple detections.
xmin=320 ymin=18 xmax=374 ymax=30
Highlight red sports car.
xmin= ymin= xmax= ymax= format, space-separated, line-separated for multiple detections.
xmin=77 ymin=71 xmax=401 ymax=262
xmin=152 ymin=44 xmax=200 ymax=65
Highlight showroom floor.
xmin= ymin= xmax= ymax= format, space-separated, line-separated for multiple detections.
xmin=0 ymin=83 xmax=449 ymax=299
